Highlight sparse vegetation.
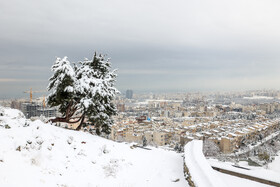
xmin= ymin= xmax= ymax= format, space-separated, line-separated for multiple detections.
xmin=258 ymin=151 xmax=270 ymax=162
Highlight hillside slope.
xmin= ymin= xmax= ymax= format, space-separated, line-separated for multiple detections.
xmin=0 ymin=107 xmax=187 ymax=187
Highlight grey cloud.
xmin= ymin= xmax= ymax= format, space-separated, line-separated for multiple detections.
xmin=1 ymin=0 xmax=280 ymax=98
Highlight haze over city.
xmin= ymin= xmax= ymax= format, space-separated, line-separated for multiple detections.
xmin=1 ymin=0 xmax=280 ymax=98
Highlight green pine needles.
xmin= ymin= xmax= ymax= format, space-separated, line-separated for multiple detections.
xmin=47 ymin=52 xmax=119 ymax=135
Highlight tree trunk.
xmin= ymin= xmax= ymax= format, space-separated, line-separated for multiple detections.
xmin=75 ymin=115 xmax=85 ymax=131
xmin=49 ymin=115 xmax=84 ymax=124
xmin=49 ymin=117 xmax=68 ymax=123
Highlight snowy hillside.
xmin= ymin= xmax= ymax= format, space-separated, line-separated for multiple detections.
xmin=0 ymin=107 xmax=187 ymax=187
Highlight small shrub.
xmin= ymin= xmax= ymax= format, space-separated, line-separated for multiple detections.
xmin=16 ymin=146 xmax=21 ymax=152
xmin=4 ymin=124 xmax=11 ymax=129
xmin=258 ymin=152 xmax=270 ymax=161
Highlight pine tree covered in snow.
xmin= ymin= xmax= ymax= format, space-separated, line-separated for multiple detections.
xmin=47 ymin=53 xmax=119 ymax=134
xmin=75 ymin=53 xmax=119 ymax=134
xmin=47 ymin=57 xmax=77 ymax=122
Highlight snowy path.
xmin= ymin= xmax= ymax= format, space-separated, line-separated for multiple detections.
xmin=184 ymin=140 xmax=225 ymax=187
xmin=184 ymin=140 xmax=278 ymax=187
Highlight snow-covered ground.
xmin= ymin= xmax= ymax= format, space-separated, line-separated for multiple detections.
xmin=184 ymin=140 xmax=225 ymax=187
xmin=184 ymin=140 xmax=280 ymax=187
xmin=208 ymin=159 xmax=280 ymax=184
xmin=268 ymin=151 xmax=280 ymax=173
xmin=217 ymin=171 xmax=271 ymax=187
xmin=0 ymin=107 xmax=187 ymax=187
xmin=2 ymin=106 xmax=279 ymax=187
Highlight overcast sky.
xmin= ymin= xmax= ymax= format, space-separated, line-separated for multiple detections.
xmin=1 ymin=0 xmax=280 ymax=98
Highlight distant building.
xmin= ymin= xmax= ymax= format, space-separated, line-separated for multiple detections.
xmin=21 ymin=102 xmax=57 ymax=119
xmin=136 ymin=116 xmax=147 ymax=123
xmin=117 ymin=103 xmax=125 ymax=112
xmin=11 ymin=100 xmax=22 ymax=110
xmin=126 ymin=90 xmax=133 ymax=99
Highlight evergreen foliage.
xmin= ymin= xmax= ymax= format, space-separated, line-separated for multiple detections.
xmin=47 ymin=57 xmax=76 ymax=117
xmin=47 ymin=53 xmax=119 ymax=135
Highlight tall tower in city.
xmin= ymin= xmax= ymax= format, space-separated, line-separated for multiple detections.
xmin=126 ymin=89 xmax=133 ymax=99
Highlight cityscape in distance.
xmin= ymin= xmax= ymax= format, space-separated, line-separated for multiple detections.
xmin=1 ymin=0 xmax=280 ymax=186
